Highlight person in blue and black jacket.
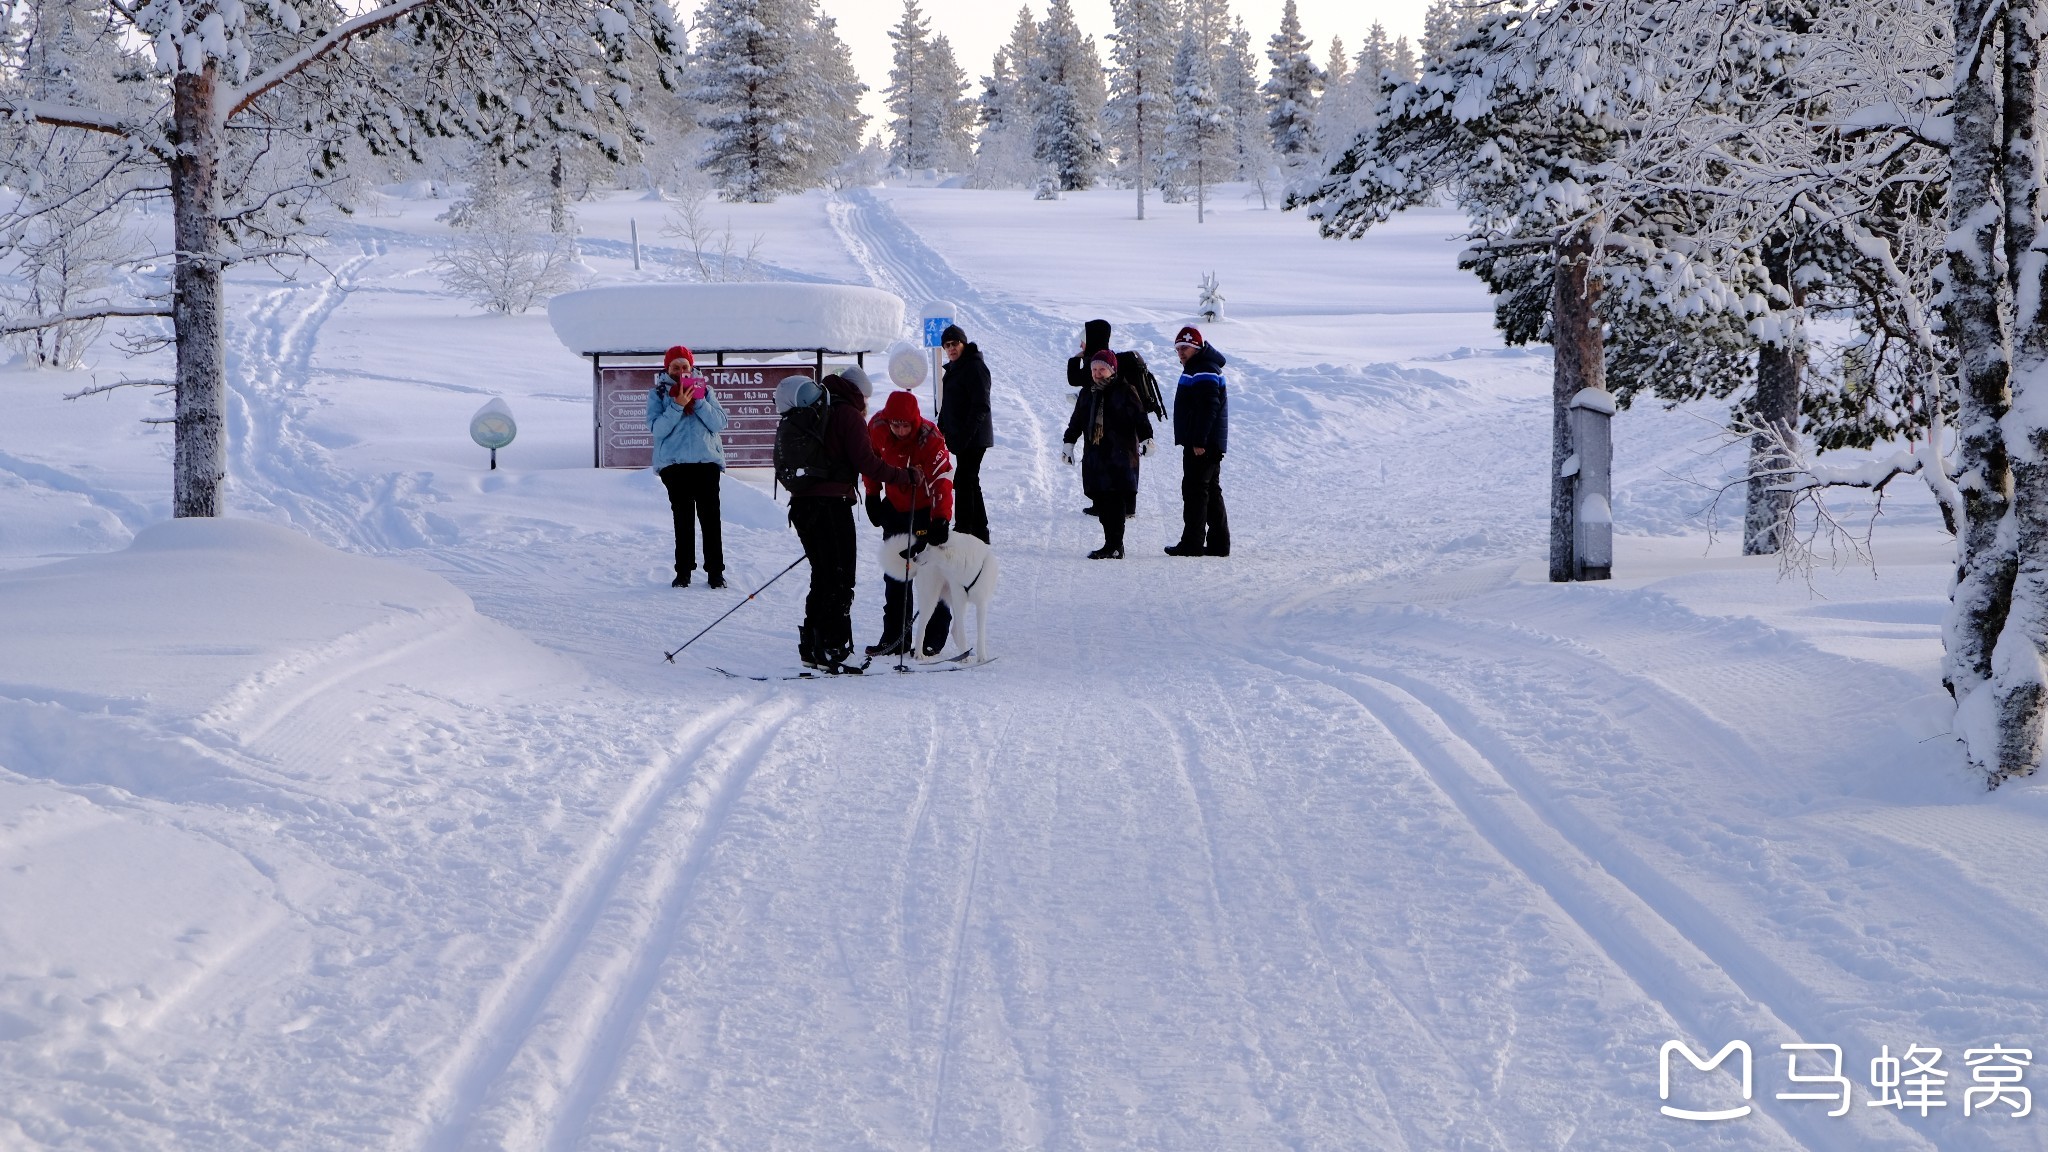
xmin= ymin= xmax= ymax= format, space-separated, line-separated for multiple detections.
xmin=1165 ymin=326 xmax=1229 ymax=558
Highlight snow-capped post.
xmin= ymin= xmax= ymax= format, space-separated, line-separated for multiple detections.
xmin=630 ymin=219 xmax=641 ymax=272
xmin=1567 ymin=389 xmax=1613 ymax=580
xmin=921 ymin=300 xmax=956 ymax=417
xmin=469 ymin=398 xmax=517 ymax=471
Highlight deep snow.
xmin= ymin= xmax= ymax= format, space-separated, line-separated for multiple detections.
xmin=0 ymin=181 xmax=2042 ymax=1151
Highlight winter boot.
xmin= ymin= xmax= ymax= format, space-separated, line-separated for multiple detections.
xmin=867 ymin=578 xmax=911 ymax=656
xmin=706 ymin=571 xmax=727 ymax=589
xmin=1164 ymin=542 xmax=1202 ymax=557
xmin=798 ymin=625 xmax=823 ymax=669
xmin=672 ymin=571 xmax=692 ymax=587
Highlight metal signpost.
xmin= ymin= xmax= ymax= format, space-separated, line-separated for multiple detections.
xmin=920 ymin=300 xmax=955 ymax=417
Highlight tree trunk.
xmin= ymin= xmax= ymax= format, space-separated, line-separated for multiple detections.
xmin=1744 ymin=248 xmax=1804 ymax=556
xmin=1947 ymin=1 xmax=2016 ymax=690
xmin=1550 ymin=230 xmax=1605 ymax=582
xmin=550 ymin=147 xmax=569 ymax=234
xmin=171 ymin=66 xmax=226 ymax=519
xmin=1946 ymin=0 xmax=2017 ymax=766
xmin=1989 ymin=0 xmax=2048 ymax=782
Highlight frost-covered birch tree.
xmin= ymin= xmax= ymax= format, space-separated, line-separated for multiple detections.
xmin=0 ymin=0 xmax=149 ymax=368
xmin=0 ymin=0 xmax=682 ymax=518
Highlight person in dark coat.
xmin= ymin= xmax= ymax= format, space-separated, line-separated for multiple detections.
xmin=937 ymin=324 xmax=993 ymax=544
xmin=787 ymin=366 xmax=919 ymax=670
xmin=1065 ymin=318 xmax=1113 ymax=389
xmin=1065 ymin=320 xmax=1115 ymax=517
xmin=1062 ymin=350 xmax=1154 ymax=559
xmin=1165 ymin=325 xmax=1229 ymax=557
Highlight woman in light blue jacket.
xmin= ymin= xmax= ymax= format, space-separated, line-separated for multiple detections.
xmin=647 ymin=345 xmax=729 ymax=588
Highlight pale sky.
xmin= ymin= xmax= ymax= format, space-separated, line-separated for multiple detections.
xmin=792 ymin=1 xmax=1435 ymax=129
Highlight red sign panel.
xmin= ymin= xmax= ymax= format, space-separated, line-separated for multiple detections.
xmin=594 ymin=363 xmax=816 ymax=470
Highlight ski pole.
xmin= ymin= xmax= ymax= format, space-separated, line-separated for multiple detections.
xmin=664 ymin=553 xmax=808 ymax=663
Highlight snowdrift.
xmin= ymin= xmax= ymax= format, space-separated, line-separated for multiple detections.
xmin=0 ymin=517 xmax=576 ymax=797
xmin=547 ymin=282 xmax=906 ymax=355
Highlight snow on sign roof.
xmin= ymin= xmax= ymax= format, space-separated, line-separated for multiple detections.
xmin=547 ymin=283 xmax=906 ymax=356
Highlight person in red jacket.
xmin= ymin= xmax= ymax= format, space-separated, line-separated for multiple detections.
xmin=863 ymin=389 xmax=957 ymax=657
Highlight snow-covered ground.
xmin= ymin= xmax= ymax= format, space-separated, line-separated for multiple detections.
xmin=0 ymin=182 xmax=2041 ymax=1151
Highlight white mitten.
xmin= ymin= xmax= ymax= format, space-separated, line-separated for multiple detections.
xmin=1061 ymin=444 xmax=1075 ymax=465
xmin=1140 ymin=439 xmax=1154 ymax=457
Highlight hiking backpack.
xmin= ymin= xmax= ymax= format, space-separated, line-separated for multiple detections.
xmin=774 ymin=391 xmax=838 ymax=494
xmin=1120 ymin=350 xmax=1169 ymax=420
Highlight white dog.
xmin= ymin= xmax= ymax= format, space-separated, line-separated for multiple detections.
xmin=878 ymin=531 xmax=999 ymax=663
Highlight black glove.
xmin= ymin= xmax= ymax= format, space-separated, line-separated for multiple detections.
xmin=864 ymin=488 xmax=885 ymax=527
xmin=923 ymin=518 xmax=950 ymax=547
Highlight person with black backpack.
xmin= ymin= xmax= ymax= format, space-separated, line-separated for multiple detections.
xmin=774 ymin=365 xmax=920 ymax=672
xmin=1061 ymin=350 xmax=1154 ymax=559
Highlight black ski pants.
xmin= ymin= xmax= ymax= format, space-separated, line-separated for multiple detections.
xmin=953 ymin=446 xmax=990 ymax=543
xmin=1176 ymin=449 xmax=1229 ymax=555
xmin=659 ymin=463 xmax=724 ymax=578
xmin=1096 ymin=510 xmax=1126 ymax=552
xmin=789 ymin=496 xmax=857 ymax=657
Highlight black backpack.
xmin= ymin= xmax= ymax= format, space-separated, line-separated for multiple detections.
xmin=774 ymin=391 xmax=839 ymax=494
xmin=1120 ymin=350 xmax=1169 ymax=420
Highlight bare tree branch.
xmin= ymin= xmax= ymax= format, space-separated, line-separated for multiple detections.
xmin=1 ymin=304 xmax=172 ymax=336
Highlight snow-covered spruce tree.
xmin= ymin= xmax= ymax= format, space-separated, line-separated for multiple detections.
xmin=1106 ymin=0 xmax=1174 ymax=218
xmin=799 ymin=11 xmax=870 ymax=187
xmin=1030 ymin=0 xmax=1106 ymax=192
xmin=968 ymin=7 xmax=1041 ymax=188
xmin=884 ymin=0 xmax=933 ymax=170
xmin=1314 ymin=24 xmax=1390 ymax=181
xmin=0 ymin=0 xmax=150 ymax=368
xmin=1164 ymin=16 xmax=1229 ymax=222
xmin=925 ymin=35 xmax=977 ymax=172
xmin=1291 ymin=1 xmax=1625 ymax=581
xmin=1421 ymin=0 xmax=1485 ymax=63
xmin=1261 ymin=0 xmax=1322 ymax=168
xmin=693 ymin=0 xmax=813 ymax=202
xmin=0 ymin=0 xmax=680 ymax=518
xmin=1217 ymin=16 xmax=1271 ymax=185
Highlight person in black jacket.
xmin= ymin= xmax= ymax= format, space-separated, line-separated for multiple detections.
xmin=787 ymin=366 xmax=919 ymax=671
xmin=1165 ymin=326 xmax=1229 ymax=557
xmin=1062 ymin=350 xmax=1154 ymax=559
xmin=937 ymin=324 xmax=993 ymax=543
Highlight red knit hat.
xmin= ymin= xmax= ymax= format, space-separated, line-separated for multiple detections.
xmin=664 ymin=344 xmax=694 ymax=374
xmin=1090 ymin=349 xmax=1119 ymax=372
xmin=880 ymin=389 xmax=922 ymax=423
xmin=1174 ymin=326 xmax=1203 ymax=349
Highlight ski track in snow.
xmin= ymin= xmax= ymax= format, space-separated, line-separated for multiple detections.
xmin=6 ymin=191 xmax=2038 ymax=1150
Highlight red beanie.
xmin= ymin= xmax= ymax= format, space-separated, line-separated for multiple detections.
xmin=880 ymin=389 xmax=922 ymax=423
xmin=1091 ymin=349 xmax=1119 ymax=372
xmin=664 ymin=344 xmax=694 ymax=374
xmin=1174 ymin=326 xmax=1203 ymax=349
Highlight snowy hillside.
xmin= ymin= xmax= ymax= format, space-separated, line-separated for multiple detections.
xmin=0 ymin=184 xmax=2041 ymax=1151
